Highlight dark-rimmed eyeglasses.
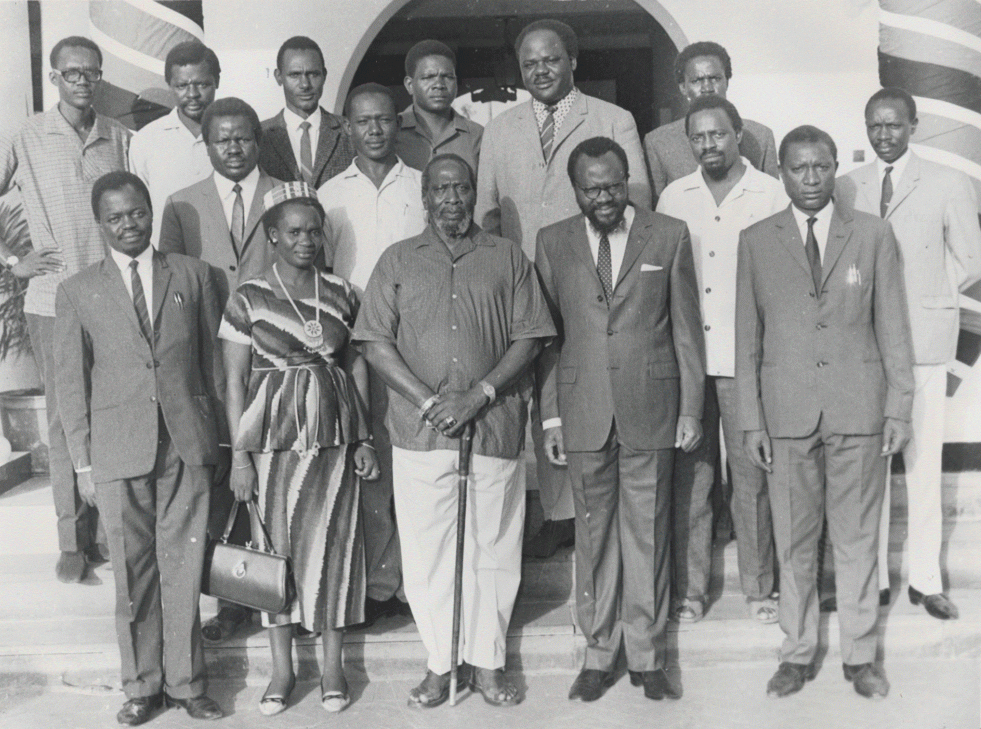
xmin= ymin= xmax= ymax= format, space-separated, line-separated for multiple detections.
xmin=577 ymin=181 xmax=627 ymax=200
xmin=53 ymin=68 xmax=102 ymax=84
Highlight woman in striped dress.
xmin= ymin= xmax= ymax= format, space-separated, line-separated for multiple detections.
xmin=220 ymin=182 xmax=379 ymax=715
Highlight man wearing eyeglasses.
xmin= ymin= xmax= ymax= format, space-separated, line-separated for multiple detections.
xmin=535 ymin=136 xmax=704 ymax=702
xmin=656 ymin=96 xmax=787 ymax=628
xmin=0 ymin=35 xmax=130 ymax=584
xmin=396 ymin=40 xmax=482 ymax=174
xmin=129 ymin=42 xmax=221 ymax=247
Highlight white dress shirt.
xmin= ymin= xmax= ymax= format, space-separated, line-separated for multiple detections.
xmin=212 ymin=166 xmax=260 ymax=230
xmin=657 ymin=161 xmax=787 ymax=376
xmin=129 ymin=108 xmax=212 ymax=247
xmin=791 ymin=200 xmax=834 ymax=260
xmin=318 ymin=158 xmax=426 ymax=292
xmin=283 ymin=106 xmax=321 ymax=173
xmin=109 ymin=244 xmax=155 ymax=334
xmin=542 ymin=205 xmax=635 ymax=431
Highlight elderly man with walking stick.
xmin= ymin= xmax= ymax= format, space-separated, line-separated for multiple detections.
xmin=354 ymin=153 xmax=554 ymax=708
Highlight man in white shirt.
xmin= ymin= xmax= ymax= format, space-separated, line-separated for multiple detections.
xmin=259 ymin=36 xmax=354 ymax=188
xmin=319 ymin=84 xmax=426 ymax=626
xmin=657 ymin=96 xmax=787 ymax=625
xmin=129 ymin=42 xmax=220 ymax=246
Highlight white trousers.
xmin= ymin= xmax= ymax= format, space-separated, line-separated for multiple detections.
xmin=879 ymin=363 xmax=946 ymax=594
xmin=392 ymin=447 xmax=524 ymax=673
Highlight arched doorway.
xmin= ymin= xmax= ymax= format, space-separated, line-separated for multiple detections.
xmin=339 ymin=0 xmax=688 ymax=138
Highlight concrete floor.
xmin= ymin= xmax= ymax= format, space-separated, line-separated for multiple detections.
xmin=0 ymin=658 xmax=977 ymax=729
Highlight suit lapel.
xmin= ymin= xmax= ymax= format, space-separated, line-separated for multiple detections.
xmin=241 ymin=175 xmax=270 ymax=253
xmin=773 ymin=207 xmax=814 ymax=280
xmin=313 ymin=108 xmax=341 ymax=182
xmin=268 ymin=112 xmax=299 ymax=178
xmin=100 ymin=258 xmax=150 ymax=350
xmin=151 ymin=250 xmax=172 ymax=335
xmin=551 ymin=93 xmax=586 ymax=161
xmin=853 ymin=164 xmax=880 ymax=214
xmin=885 ymin=152 xmax=920 ymax=218
xmin=615 ymin=210 xmax=653 ymax=289
xmin=821 ymin=206 xmax=854 ymax=287
xmin=569 ymin=217 xmax=601 ymax=287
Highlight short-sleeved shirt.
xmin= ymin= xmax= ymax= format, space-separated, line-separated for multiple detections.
xmin=0 ymin=106 xmax=130 ymax=316
xmin=656 ymin=161 xmax=787 ymax=377
xmin=318 ymin=158 xmax=426 ymax=293
xmin=128 ymin=108 xmax=211 ymax=247
xmin=395 ymin=107 xmax=483 ymax=174
xmin=352 ymin=224 xmax=555 ymax=458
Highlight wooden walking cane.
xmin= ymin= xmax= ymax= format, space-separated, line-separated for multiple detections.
xmin=450 ymin=421 xmax=475 ymax=706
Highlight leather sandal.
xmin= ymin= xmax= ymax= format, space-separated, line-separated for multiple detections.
xmin=408 ymin=670 xmax=450 ymax=708
xmin=470 ymin=667 xmax=521 ymax=707
xmin=673 ymin=598 xmax=704 ymax=623
xmin=321 ymin=674 xmax=350 ymax=713
xmin=748 ymin=597 xmax=779 ymax=624
xmin=259 ymin=674 xmax=295 ymax=716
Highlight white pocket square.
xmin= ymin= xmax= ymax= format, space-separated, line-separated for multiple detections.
xmin=641 ymin=264 xmax=663 ymax=272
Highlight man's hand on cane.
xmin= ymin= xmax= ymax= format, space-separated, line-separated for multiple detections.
xmin=428 ymin=387 xmax=489 ymax=438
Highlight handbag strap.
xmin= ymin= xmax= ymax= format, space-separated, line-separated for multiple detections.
xmin=219 ymin=498 xmax=279 ymax=556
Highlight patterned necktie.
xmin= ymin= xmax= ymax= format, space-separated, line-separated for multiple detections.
xmin=231 ymin=183 xmax=244 ymax=253
xmin=299 ymin=121 xmax=313 ymax=184
xmin=130 ymin=259 xmax=152 ymax=345
xmin=880 ymin=165 xmax=894 ymax=218
xmin=540 ymin=105 xmax=556 ymax=162
xmin=805 ymin=217 xmax=822 ymax=297
xmin=597 ymin=232 xmax=613 ymax=303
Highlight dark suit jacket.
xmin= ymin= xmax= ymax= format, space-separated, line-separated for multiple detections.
xmin=644 ymin=117 xmax=778 ymax=198
xmin=258 ymin=107 xmax=355 ymax=188
xmin=158 ymin=172 xmax=282 ymax=306
xmin=54 ymin=251 xmax=223 ymax=484
xmin=536 ymin=207 xmax=705 ymax=452
xmin=734 ymin=205 xmax=914 ymax=438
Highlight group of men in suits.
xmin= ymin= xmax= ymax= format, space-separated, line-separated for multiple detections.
xmin=0 ymin=18 xmax=977 ymax=721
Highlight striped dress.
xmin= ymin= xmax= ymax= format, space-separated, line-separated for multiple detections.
xmin=219 ymin=271 xmax=369 ymax=631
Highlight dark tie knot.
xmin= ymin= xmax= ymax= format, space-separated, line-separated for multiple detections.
xmin=807 ymin=217 xmax=816 ymax=228
xmin=233 ymin=183 xmax=242 ymax=194
xmin=130 ymin=259 xmax=139 ymax=272
xmin=884 ymin=166 xmax=894 ymax=175
xmin=300 ymin=121 xmax=311 ymax=130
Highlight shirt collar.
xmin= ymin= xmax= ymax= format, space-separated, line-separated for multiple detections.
xmin=877 ymin=149 xmax=910 ymax=185
xmin=416 ymin=222 xmax=494 ymax=249
xmin=532 ymin=86 xmax=580 ymax=119
xmin=109 ymin=243 xmax=154 ymax=273
xmin=400 ymin=105 xmax=468 ymax=133
xmin=687 ymin=157 xmax=763 ymax=195
xmin=585 ymin=204 xmax=635 ymax=239
xmin=213 ymin=165 xmax=260 ymax=199
xmin=44 ymin=105 xmax=111 ymax=141
xmin=791 ymin=199 xmax=835 ymax=230
xmin=345 ymin=156 xmax=412 ymax=183
xmin=283 ymin=105 xmax=322 ymax=133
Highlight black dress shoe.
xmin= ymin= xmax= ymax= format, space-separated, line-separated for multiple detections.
xmin=908 ymin=586 xmax=959 ymax=620
xmin=351 ymin=597 xmax=402 ymax=629
xmin=201 ymin=605 xmax=251 ymax=642
xmin=766 ymin=662 xmax=816 ymax=698
xmin=523 ymin=519 xmax=575 ymax=559
xmin=84 ymin=543 xmax=110 ymax=565
xmin=568 ymin=669 xmax=614 ymax=702
xmin=843 ymin=663 xmax=889 ymax=698
xmin=165 ymin=694 xmax=224 ymax=720
xmin=628 ymin=669 xmax=680 ymax=700
xmin=117 ymin=694 xmax=162 ymax=726
xmin=56 ymin=550 xmax=87 ymax=583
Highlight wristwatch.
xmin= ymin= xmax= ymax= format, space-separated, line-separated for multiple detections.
xmin=4 ymin=255 xmax=19 ymax=271
xmin=478 ymin=380 xmax=496 ymax=404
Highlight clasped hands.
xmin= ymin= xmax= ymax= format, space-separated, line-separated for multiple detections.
xmin=421 ymin=388 xmax=488 ymax=439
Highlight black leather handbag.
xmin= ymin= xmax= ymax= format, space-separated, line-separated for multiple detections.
xmin=202 ymin=499 xmax=296 ymax=614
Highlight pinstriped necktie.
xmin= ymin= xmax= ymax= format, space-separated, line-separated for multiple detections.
xmin=540 ymin=105 xmax=556 ymax=161
xmin=129 ymin=260 xmax=152 ymax=345
xmin=299 ymin=121 xmax=314 ymax=184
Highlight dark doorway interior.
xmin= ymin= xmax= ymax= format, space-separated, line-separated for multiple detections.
xmin=350 ymin=0 xmax=680 ymax=138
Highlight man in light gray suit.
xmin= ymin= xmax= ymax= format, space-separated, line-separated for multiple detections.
xmin=537 ymin=137 xmax=703 ymax=702
xmin=837 ymin=87 xmax=981 ymax=620
xmin=476 ymin=19 xmax=650 ymax=557
xmin=735 ymin=126 xmax=914 ymax=700
xmin=56 ymin=172 xmax=224 ymax=725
